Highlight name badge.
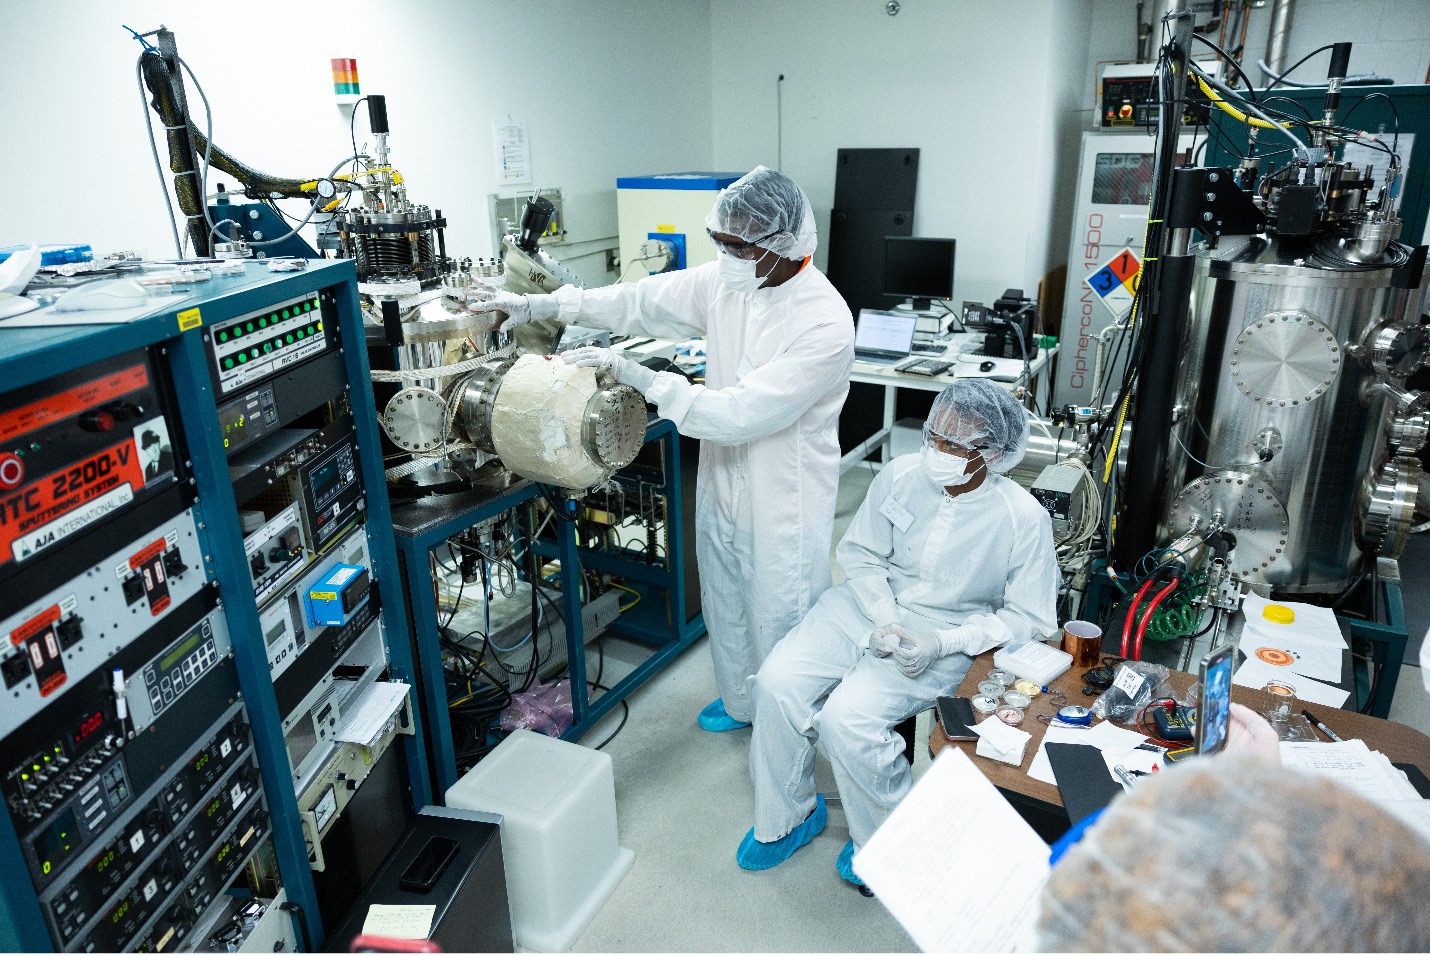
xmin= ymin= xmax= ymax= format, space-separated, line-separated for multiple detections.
xmin=879 ymin=497 xmax=914 ymax=533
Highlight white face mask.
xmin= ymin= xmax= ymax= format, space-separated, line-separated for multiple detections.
xmin=716 ymin=250 xmax=769 ymax=294
xmin=920 ymin=445 xmax=984 ymax=488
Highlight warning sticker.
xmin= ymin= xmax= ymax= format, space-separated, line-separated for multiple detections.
xmin=0 ymin=438 xmax=146 ymax=567
xmin=1084 ymin=247 xmax=1142 ymax=318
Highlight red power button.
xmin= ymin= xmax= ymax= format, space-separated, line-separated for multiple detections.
xmin=0 ymin=453 xmax=23 ymax=490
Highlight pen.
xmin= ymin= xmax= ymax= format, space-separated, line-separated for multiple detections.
xmin=1302 ymin=709 xmax=1343 ymax=742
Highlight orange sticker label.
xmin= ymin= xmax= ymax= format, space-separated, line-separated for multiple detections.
xmin=0 ymin=439 xmax=146 ymax=568
xmin=1255 ymin=647 xmax=1296 ymax=667
xmin=11 ymin=605 xmax=60 ymax=645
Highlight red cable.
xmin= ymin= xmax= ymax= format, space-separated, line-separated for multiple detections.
xmin=1132 ymin=578 xmax=1181 ymax=661
xmin=1120 ymin=578 xmax=1157 ymax=656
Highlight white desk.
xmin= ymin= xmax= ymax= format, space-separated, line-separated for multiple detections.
xmin=842 ymin=331 xmax=1057 ymax=473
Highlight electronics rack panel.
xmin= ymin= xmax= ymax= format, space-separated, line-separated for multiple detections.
xmin=0 ymin=260 xmax=429 ymax=953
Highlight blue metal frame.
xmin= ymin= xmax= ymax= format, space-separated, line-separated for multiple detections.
xmin=0 ymin=260 xmax=430 ymax=951
xmin=393 ymin=418 xmax=705 ymax=797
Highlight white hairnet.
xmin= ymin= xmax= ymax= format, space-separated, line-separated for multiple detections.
xmin=1038 ymin=756 xmax=1430 ymax=952
xmin=704 ymin=165 xmax=817 ymax=260
xmin=924 ymin=379 xmax=1029 ymax=473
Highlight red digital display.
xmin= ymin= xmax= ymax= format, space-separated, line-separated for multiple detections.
xmin=72 ymin=711 xmax=104 ymax=746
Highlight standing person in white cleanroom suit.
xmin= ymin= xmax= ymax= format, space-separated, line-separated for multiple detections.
xmin=471 ymin=167 xmax=854 ymax=732
xmin=738 ymin=380 xmax=1058 ymax=886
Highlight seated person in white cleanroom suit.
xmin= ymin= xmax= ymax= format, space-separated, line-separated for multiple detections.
xmin=738 ymin=379 xmax=1059 ymax=887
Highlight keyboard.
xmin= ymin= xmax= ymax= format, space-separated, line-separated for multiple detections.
xmin=855 ymin=350 xmax=909 ymax=364
xmin=912 ymin=342 xmax=948 ymax=355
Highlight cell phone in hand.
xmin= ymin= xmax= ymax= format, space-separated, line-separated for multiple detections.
xmin=936 ymin=696 xmax=977 ymax=741
xmin=1195 ymin=644 xmax=1235 ymax=756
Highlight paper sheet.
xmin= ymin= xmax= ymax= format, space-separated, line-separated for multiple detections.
xmin=1379 ymin=799 xmax=1430 ymax=844
xmin=853 ymin=749 xmax=1050 ymax=953
xmin=1027 ymin=721 xmax=1149 ymax=786
xmin=1241 ymin=593 xmax=1346 ymax=648
xmin=1027 ymin=723 xmax=1094 ymax=785
xmin=1236 ymin=630 xmax=1344 ymax=683
xmin=335 ymin=682 xmax=409 ymax=746
xmin=1232 ymin=656 xmax=1349 ymax=708
xmin=1279 ymin=740 xmax=1422 ymax=804
xmin=0 ymin=292 xmax=191 ymax=327
xmin=971 ymin=716 xmax=1032 ymax=766
xmin=361 ymin=904 xmax=435 ymax=941
xmin=1081 ymin=720 xmax=1148 ymax=756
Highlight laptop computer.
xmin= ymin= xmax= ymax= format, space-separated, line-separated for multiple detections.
xmin=854 ymin=310 xmax=919 ymax=365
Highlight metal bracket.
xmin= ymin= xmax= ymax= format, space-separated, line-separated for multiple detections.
xmin=1167 ymin=167 xmax=1266 ymax=239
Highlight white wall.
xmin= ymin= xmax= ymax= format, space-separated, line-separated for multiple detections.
xmin=708 ymin=0 xmax=1094 ymax=307
xmin=1085 ymin=0 xmax=1430 ymax=110
xmin=0 ymin=0 xmax=715 ymax=288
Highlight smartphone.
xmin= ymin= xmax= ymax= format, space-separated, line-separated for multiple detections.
xmin=935 ymin=696 xmax=977 ymax=741
xmin=399 ymin=836 xmax=460 ymax=893
xmin=1195 ymin=644 xmax=1235 ymax=756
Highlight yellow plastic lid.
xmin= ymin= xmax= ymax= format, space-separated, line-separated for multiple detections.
xmin=1262 ymin=603 xmax=1296 ymax=625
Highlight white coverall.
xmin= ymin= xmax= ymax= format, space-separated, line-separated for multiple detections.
xmin=551 ymin=261 xmax=854 ymax=721
xmin=749 ymin=453 xmax=1058 ymax=847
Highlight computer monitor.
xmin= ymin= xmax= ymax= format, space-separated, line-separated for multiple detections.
xmin=883 ymin=236 xmax=956 ymax=311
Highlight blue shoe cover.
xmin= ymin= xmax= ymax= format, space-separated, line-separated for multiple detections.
xmin=737 ymin=795 xmax=827 ymax=871
xmin=698 ymin=698 xmax=750 ymax=732
xmin=837 ymin=839 xmax=867 ymax=888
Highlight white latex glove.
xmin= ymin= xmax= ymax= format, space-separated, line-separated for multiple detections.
xmin=467 ymin=289 xmax=560 ymax=331
xmin=891 ymin=629 xmax=942 ymax=678
xmin=562 ymin=346 xmax=656 ymax=392
xmin=1224 ymin=702 xmax=1281 ymax=763
xmin=868 ymin=624 xmax=907 ymax=658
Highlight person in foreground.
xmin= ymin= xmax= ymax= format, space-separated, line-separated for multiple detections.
xmin=740 ymin=379 xmax=1058 ymax=885
xmin=1038 ymin=745 xmax=1430 ymax=951
xmin=471 ymin=167 xmax=854 ymax=733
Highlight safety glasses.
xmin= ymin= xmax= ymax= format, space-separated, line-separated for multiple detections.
xmin=706 ymin=229 xmax=781 ymax=260
xmin=923 ymin=424 xmax=991 ymax=457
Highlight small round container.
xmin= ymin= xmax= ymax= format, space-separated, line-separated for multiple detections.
xmin=995 ymin=705 xmax=1025 ymax=726
xmin=1057 ymin=705 xmax=1093 ymax=726
xmin=977 ymin=680 xmax=1006 ymax=698
xmin=1012 ymin=679 xmax=1041 ymax=698
xmin=987 ymin=669 xmax=1017 ymax=686
xmin=971 ymin=694 xmax=999 ymax=715
xmin=1002 ymin=690 xmax=1032 ymax=710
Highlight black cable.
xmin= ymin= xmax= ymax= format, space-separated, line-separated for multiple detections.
xmin=1339 ymin=92 xmax=1401 ymax=155
xmin=1262 ymin=44 xmax=1337 ymax=91
xmin=1260 ymin=95 xmax=1313 ymax=120
xmin=592 ymin=700 xmax=630 ymax=751
xmin=1190 ymin=33 xmax=1259 ymax=98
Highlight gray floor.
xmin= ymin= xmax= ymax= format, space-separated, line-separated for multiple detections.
xmin=566 ymin=467 xmax=1429 ymax=952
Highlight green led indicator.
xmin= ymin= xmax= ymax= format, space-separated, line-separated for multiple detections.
xmin=258 ymin=317 xmax=267 ymax=328
xmin=245 ymin=322 xmax=254 ymax=333
xmin=296 ymin=330 xmax=305 ymax=339
xmin=237 ymin=354 xmax=247 ymax=364
xmin=263 ymin=343 xmax=272 ymax=353
xmin=304 ymin=302 xmax=312 ymax=311
xmin=282 ymin=310 xmax=290 ymax=320
xmin=223 ymin=358 xmax=234 ymax=369
xmin=286 ymin=334 xmax=294 ymax=344
xmin=217 ymin=331 xmax=228 ymax=343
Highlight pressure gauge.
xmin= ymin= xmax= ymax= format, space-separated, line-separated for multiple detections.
xmin=315 ymin=179 xmax=337 ymax=200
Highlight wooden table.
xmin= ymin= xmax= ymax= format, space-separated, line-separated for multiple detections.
xmin=930 ymin=649 xmax=1430 ymax=840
